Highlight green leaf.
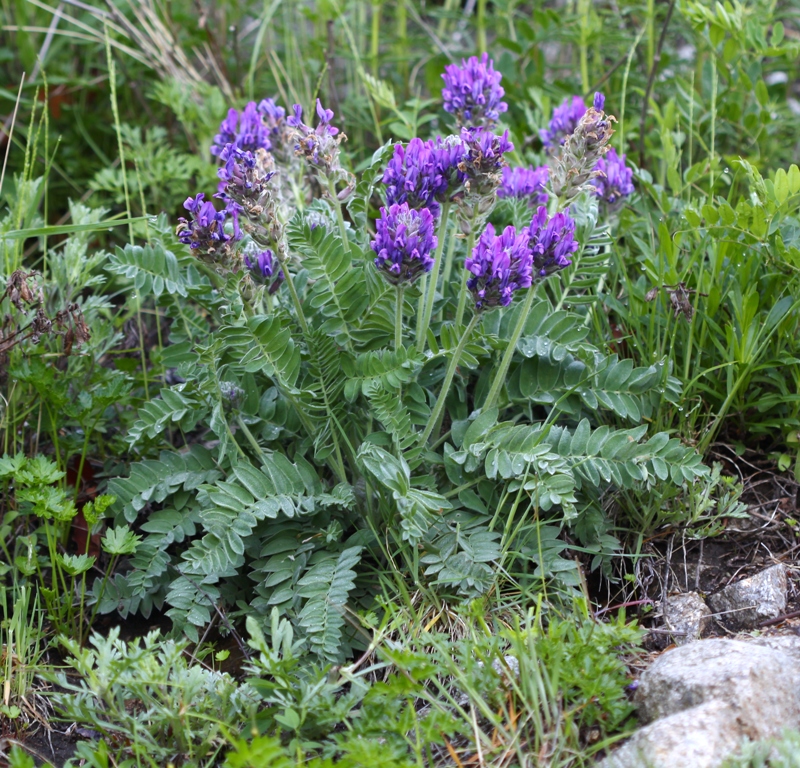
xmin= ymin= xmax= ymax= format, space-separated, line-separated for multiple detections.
xmin=103 ymin=525 xmax=142 ymax=556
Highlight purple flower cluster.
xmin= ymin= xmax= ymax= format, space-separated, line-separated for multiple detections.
xmin=540 ymin=95 xmax=587 ymax=149
xmin=243 ymin=244 xmax=284 ymax=292
xmin=371 ymin=203 xmax=438 ymax=285
xmin=217 ymin=145 xmax=274 ymax=207
xmin=382 ymin=137 xmax=465 ymax=218
xmin=244 ymin=247 xmax=276 ymax=279
xmin=460 ymin=127 xmax=514 ymax=183
xmin=286 ymin=99 xmax=343 ymax=174
xmin=455 ymin=127 xmax=513 ymax=230
xmin=498 ymin=165 xmax=549 ymax=205
xmin=441 ymin=53 xmax=508 ymax=128
xmin=527 ymin=206 xmax=579 ymax=278
xmin=463 ymin=207 xmax=578 ymax=310
xmin=257 ymin=98 xmax=286 ymax=139
xmin=593 ymin=148 xmax=634 ymax=205
xmin=579 ymin=93 xmax=613 ymax=152
xmin=176 ymin=194 xmax=231 ymax=251
xmin=211 ymin=102 xmax=272 ymax=158
xmin=465 ymin=223 xmax=532 ymax=309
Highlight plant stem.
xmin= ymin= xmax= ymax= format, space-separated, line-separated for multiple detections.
xmin=417 ymin=202 xmax=450 ymax=354
xmin=370 ymin=1 xmax=380 ymax=76
xmin=440 ymin=228 xmax=458 ymax=294
xmin=477 ymin=0 xmax=487 ymax=54
xmin=415 ymin=273 xmax=427 ymax=341
xmin=328 ymin=178 xmax=351 ymax=255
xmin=454 ymin=231 xmax=476 ymax=327
xmin=483 ymin=287 xmax=536 ymax=411
xmin=395 ymin=284 xmax=404 ymax=350
xmin=420 ymin=314 xmax=479 ymax=445
xmin=275 ymin=252 xmax=309 ymax=334
xmin=235 ymin=415 xmax=267 ymax=459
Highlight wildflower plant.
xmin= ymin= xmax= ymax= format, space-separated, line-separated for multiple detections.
xmin=106 ymin=70 xmax=707 ymax=662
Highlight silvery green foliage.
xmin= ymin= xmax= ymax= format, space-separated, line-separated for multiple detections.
xmin=52 ymin=628 xmax=259 ymax=765
xmin=102 ymin=102 xmax=709 ymax=663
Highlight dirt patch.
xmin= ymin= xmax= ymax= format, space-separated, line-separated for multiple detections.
xmin=603 ymin=451 xmax=800 ymax=650
xmin=1 ymin=726 xmax=77 ymax=767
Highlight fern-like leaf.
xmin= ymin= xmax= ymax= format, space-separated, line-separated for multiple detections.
xmin=108 ymin=447 xmax=221 ymax=524
xmin=107 ymin=242 xmax=187 ymax=298
xmin=296 ymin=546 xmax=363 ymax=662
xmin=364 ymin=380 xmax=417 ymax=450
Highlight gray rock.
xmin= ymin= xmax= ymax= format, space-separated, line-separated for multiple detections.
xmin=599 ymin=700 xmax=745 ymax=768
xmin=749 ymin=634 xmax=800 ymax=662
xmin=635 ymin=638 xmax=800 ymax=739
xmin=663 ymin=592 xmax=711 ymax=645
xmin=707 ymin=564 xmax=787 ymax=630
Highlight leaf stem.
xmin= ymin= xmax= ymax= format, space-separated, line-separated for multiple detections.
xmin=420 ymin=314 xmax=479 ymax=445
xmin=483 ymin=287 xmax=536 ymax=411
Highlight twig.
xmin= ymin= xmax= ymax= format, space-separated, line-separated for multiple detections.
xmin=638 ymin=0 xmax=677 ymax=168
xmin=758 ymin=609 xmax=800 ymax=628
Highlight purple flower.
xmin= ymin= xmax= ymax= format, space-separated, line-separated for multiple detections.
xmin=460 ymin=127 xmax=513 ymax=178
xmin=382 ymin=137 xmax=465 ymax=218
xmin=540 ymin=96 xmax=587 ymax=149
xmin=441 ymin=53 xmax=508 ymax=128
xmin=527 ymin=206 xmax=579 ymax=278
xmin=244 ymin=247 xmax=276 ymax=279
xmin=371 ymin=203 xmax=438 ymax=285
xmin=257 ymin=98 xmax=286 ymax=137
xmin=577 ymin=93 xmax=613 ymax=152
xmin=465 ymin=223 xmax=533 ymax=309
xmin=211 ymin=102 xmax=272 ymax=158
xmin=176 ymin=193 xmax=231 ymax=251
xmin=217 ymin=145 xmax=274 ymax=204
xmin=498 ymin=165 xmax=549 ymax=205
xmin=243 ymin=244 xmax=284 ymax=292
xmin=286 ymin=99 xmax=345 ymax=176
xmin=593 ymin=148 xmax=634 ymax=205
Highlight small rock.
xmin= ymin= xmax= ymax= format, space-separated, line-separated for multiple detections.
xmin=663 ymin=592 xmax=711 ymax=645
xmin=707 ymin=564 xmax=787 ymax=630
xmin=635 ymin=638 xmax=800 ymax=739
xmin=599 ymin=700 xmax=745 ymax=768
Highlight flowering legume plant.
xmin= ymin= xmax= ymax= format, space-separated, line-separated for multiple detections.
xmin=107 ymin=55 xmax=707 ymax=659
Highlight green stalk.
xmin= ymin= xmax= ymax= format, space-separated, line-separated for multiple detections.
xmin=370 ymin=1 xmax=380 ymax=76
xmin=579 ymin=0 xmax=590 ymax=94
xmin=483 ymin=287 xmax=536 ymax=411
xmin=235 ymin=414 xmax=268 ymax=459
xmin=275 ymin=252 xmax=309 ymax=334
xmin=454 ymin=231 xmax=476 ymax=327
xmin=417 ymin=202 xmax=451 ymax=354
xmin=415 ymin=273 xmax=428 ymax=341
xmin=396 ymin=0 xmax=408 ymax=81
xmin=440 ymin=228 xmax=458 ymax=292
xmin=395 ymin=285 xmax=404 ymax=350
xmin=420 ymin=314 xmax=479 ymax=445
xmin=88 ymin=555 xmax=120 ymax=631
xmin=328 ymin=178 xmax=351 ymax=256
xmin=477 ymin=0 xmax=487 ymax=55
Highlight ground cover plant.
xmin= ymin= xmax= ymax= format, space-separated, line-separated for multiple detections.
xmin=1 ymin=0 xmax=800 ymax=766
